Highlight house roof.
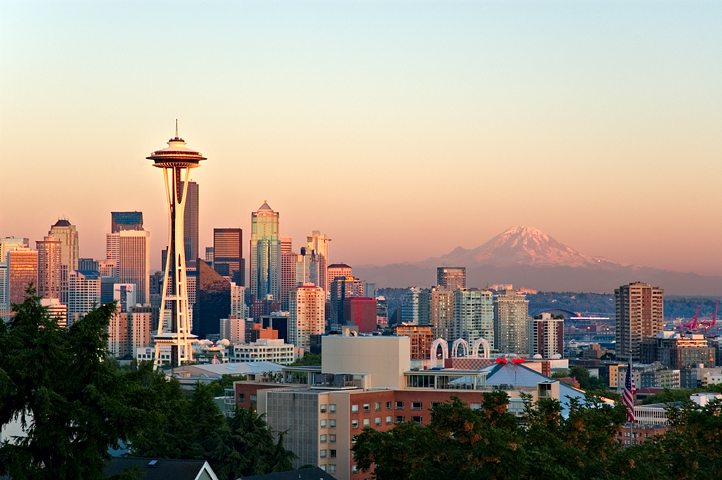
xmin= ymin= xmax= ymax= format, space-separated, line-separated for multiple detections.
xmin=104 ymin=458 xmax=218 ymax=480
xmin=240 ymin=466 xmax=336 ymax=480
xmin=480 ymin=361 xmax=608 ymax=416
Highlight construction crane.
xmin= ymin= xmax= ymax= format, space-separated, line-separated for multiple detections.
xmin=679 ymin=305 xmax=701 ymax=333
xmin=699 ymin=300 xmax=719 ymax=329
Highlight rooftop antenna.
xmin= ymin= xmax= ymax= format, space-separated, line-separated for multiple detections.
xmin=175 ymin=119 xmax=178 ymax=138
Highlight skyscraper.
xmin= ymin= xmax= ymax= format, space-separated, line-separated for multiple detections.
xmin=67 ymin=270 xmax=101 ymax=325
xmin=111 ymin=212 xmax=143 ymax=233
xmin=36 ymin=236 xmax=62 ymax=299
xmin=615 ymin=282 xmax=664 ymax=362
xmin=288 ymin=284 xmax=325 ymax=350
xmin=213 ymin=228 xmax=243 ymax=284
xmin=401 ymin=287 xmax=423 ymax=325
xmin=307 ymin=231 xmax=330 ymax=292
xmin=528 ymin=313 xmax=564 ymax=359
xmin=0 ymin=238 xmax=30 ymax=317
xmin=193 ymin=259 xmax=231 ymax=339
xmin=106 ymin=230 xmax=150 ymax=305
xmin=180 ymin=181 xmax=199 ymax=264
xmin=326 ymin=263 xmax=352 ymax=289
xmin=437 ymin=267 xmax=466 ymax=290
xmin=453 ymin=288 xmax=495 ymax=347
xmin=250 ymin=202 xmax=281 ymax=301
xmin=7 ymin=247 xmax=38 ymax=305
xmin=279 ymin=237 xmax=296 ymax=310
xmin=49 ymin=219 xmax=79 ymax=304
xmin=147 ymin=128 xmax=205 ymax=366
xmin=343 ymin=297 xmax=377 ymax=333
xmin=329 ymin=276 xmax=364 ymax=325
xmin=494 ymin=289 xmax=529 ymax=355
xmin=429 ymin=287 xmax=455 ymax=340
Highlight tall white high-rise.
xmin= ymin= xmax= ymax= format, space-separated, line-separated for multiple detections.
xmin=68 ymin=270 xmax=101 ymax=325
xmin=288 ymin=284 xmax=325 ymax=350
xmin=49 ymin=219 xmax=79 ymax=271
xmin=306 ymin=231 xmax=330 ymax=291
xmin=230 ymin=282 xmax=247 ymax=319
xmin=147 ymin=127 xmax=205 ymax=367
xmin=453 ymin=288 xmax=495 ymax=348
xmin=494 ymin=289 xmax=529 ymax=355
xmin=106 ymin=230 xmax=150 ymax=305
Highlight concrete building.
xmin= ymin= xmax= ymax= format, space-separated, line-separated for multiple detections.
xmin=36 ymin=236 xmax=62 ymax=300
xmin=111 ymin=211 xmax=143 ymax=233
xmin=615 ymin=282 xmax=664 ymax=361
xmin=234 ymin=334 xmax=600 ymax=480
xmin=106 ymin=229 xmax=151 ymax=305
xmin=343 ymin=297 xmax=377 ymax=333
xmin=227 ymin=338 xmax=295 ymax=365
xmin=376 ymin=296 xmax=388 ymax=326
xmin=494 ymin=289 xmax=529 ymax=355
xmin=401 ymin=287 xmax=422 ymax=325
xmin=453 ymin=288 xmax=495 ymax=348
xmin=49 ymin=219 xmax=79 ymax=293
xmin=307 ymin=231 xmax=330 ymax=293
xmin=394 ymin=324 xmax=434 ymax=360
xmin=289 ymin=284 xmax=325 ymax=350
xmin=279 ymin=237 xmax=296 ymax=310
xmin=41 ymin=297 xmax=67 ymax=328
xmin=113 ymin=283 xmax=137 ymax=313
xmin=528 ymin=312 xmax=564 ymax=359
xmin=427 ymin=287 xmax=455 ymax=340
xmin=67 ymin=270 xmax=101 ymax=325
xmin=220 ymin=316 xmax=245 ymax=343
xmin=250 ymin=202 xmax=281 ymax=301
xmin=640 ymin=331 xmax=715 ymax=369
xmin=230 ymin=281 xmax=247 ymax=320
xmin=437 ymin=267 xmax=466 ymax=290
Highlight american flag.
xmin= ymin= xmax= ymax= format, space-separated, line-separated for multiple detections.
xmin=622 ymin=357 xmax=636 ymax=422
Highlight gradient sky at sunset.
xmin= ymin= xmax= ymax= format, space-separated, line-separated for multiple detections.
xmin=1 ymin=1 xmax=721 ymax=275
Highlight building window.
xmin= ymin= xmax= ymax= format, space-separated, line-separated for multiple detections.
xmin=363 ymin=418 xmax=370 ymax=427
xmin=329 ymin=434 xmax=336 ymax=443
xmin=320 ymin=404 xmax=327 ymax=413
xmin=411 ymin=401 xmax=422 ymax=410
xmin=375 ymin=417 xmax=381 ymax=426
xmin=470 ymin=403 xmax=482 ymax=410
xmin=320 ymin=465 xmax=326 ymax=471
xmin=329 ymin=404 xmax=336 ymax=413
xmin=412 ymin=416 xmax=423 ymax=424
xmin=329 ymin=465 xmax=336 ymax=473
xmin=250 ymin=394 xmax=257 ymax=403
xmin=385 ymin=416 xmax=392 ymax=424
xmin=395 ymin=416 xmax=404 ymax=423
xmin=431 ymin=402 xmax=441 ymax=408
xmin=320 ymin=449 xmax=327 ymax=458
xmin=363 ymin=403 xmax=370 ymax=412
xmin=395 ymin=401 xmax=404 ymax=410
xmin=352 ymin=465 xmax=359 ymax=474
xmin=330 ymin=449 xmax=337 ymax=458
xmin=320 ymin=434 xmax=327 ymax=443
xmin=320 ymin=419 xmax=327 ymax=428
xmin=352 ymin=420 xmax=359 ymax=428
xmin=375 ymin=402 xmax=382 ymax=411
xmin=238 ymin=393 xmax=245 ymax=402
xmin=352 ymin=404 xmax=359 ymax=413
xmin=329 ymin=419 xmax=336 ymax=428
xmin=386 ymin=401 xmax=393 ymax=410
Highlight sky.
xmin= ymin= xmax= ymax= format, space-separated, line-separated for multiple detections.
xmin=1 ymin=1 xmax=721 ymax=275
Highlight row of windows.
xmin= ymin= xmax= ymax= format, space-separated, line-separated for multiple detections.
xmin=320 ymin=419 xmax=337 ymax=428
xmin=319 ymin=434 xmax=336 ymax=443
xmin=237 ymin=394 xmax=257 ymax=403
xmin=350 ymin=416 xmax=423 ymax=428
xmin=319 ymin=449 xmax=336 ymax=458
xmin=319 ymin=404 xmax=337 ymax=413
xmin=351 ymin=401 xmax=424 ymax=412
xmin=319 ymin=464 xmax=336 ymax=473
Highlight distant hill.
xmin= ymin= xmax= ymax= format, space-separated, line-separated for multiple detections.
xmin=357 ymin=226 xmax=722 ymax=295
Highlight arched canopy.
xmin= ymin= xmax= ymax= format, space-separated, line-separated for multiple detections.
xmin=472 ymin=337 xmax=490 ymax=359
xmin=451 ymin=338 xmax=469 ymax=358
xmin=431 ymin=338 xmax=449 ymax=360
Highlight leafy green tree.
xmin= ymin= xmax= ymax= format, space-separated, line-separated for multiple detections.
xmin=290 ymin=352 xmax=321 ymax=366
xmin=569 ymin=365 xmax=591 ymax=389
xmin=0 ymin=290 xmax=160 ymax=479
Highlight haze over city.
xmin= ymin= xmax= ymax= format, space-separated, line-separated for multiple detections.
xmin=1 ymin=1 xmax=721 ymax=276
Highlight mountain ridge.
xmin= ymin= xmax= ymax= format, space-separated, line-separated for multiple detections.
xmin=354 ymin=226 xmax=722 ymax=295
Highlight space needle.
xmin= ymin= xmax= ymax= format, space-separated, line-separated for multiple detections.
xmin=147 ymin=122 xmax=206 ymax=367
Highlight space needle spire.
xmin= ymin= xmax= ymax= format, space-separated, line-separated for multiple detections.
xmin=147 ymin=124 xmax=206 ymax=367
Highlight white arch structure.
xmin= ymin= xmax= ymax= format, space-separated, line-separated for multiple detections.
xmin=472 ymin=337 xmax=490 ymax=359
xmin=431 ymin=338 xmax=449 ymax=360
xmin=451 ymin=338 xmax=469 ymax=358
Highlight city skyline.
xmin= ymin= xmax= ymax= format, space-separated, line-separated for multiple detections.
xmin=1 ymin=2 xmax=722 ymax=276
